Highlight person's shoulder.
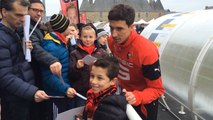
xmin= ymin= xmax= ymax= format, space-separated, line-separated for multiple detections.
xmin=41 ymin=39 xmax=58 ymax=50
xmin=101 ymin=93 xmax=127 ymax=106
xmin=70 ymin=47 xmax=81 ymax=57
xmin=134 ymin=35 xmax=156 ymax=49
xmin=0 ymin=24 xmax=10 ymax=34
xmin=95 ymin=47 xmax=109 ymax=56
xmin=0 ymin=26 xmax=14 ymax=43
xmin=93 ymin=94 xmax=128 ymax=120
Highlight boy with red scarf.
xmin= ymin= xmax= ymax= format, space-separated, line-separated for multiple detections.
xmin=40 ymin=14 xmax=76 ymax=120
xmin=69 ymin=23 xmax=108 ymax=108
xmin=84 ymin=56 xmax=128 ymax=120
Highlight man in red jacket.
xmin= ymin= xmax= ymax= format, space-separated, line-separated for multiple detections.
xmin=108 ymin=4 xmax=165 ymax=120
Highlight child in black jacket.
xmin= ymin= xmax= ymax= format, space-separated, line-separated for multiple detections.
xmin=84 ymin=56 xmax=128 ymax=120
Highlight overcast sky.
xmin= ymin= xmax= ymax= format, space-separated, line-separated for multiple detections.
xmin=161 ymin=0 xmax=213 ymax=12
xmin=44 ymin=0 xmax=213 ymax=16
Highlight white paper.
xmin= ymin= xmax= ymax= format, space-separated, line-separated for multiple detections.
xmin=126 ymin=104 xmax=142 ymax=120
xmin=82 ymin=55 xmax=97 ymax=65
xmin=70 ymin=35 xmax=77 ymax=45
xmin=56 ymin=106 xmax=84 ymax=120
xmin=23 ymin=15 xmax=31 ymax=62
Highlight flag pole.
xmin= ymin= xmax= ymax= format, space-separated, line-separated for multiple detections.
xmin=76 ymin=0 xmax=80 ymax=23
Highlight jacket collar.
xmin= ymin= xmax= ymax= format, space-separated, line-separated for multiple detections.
xmin=44 ymin=32 xmax=63 ymax=45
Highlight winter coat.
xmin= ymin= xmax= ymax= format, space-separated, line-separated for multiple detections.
xmin=17 ymin=20 xmax=58 ymax=66
xmin=82 ymin=86 xmax=129 ymax=120
xmin=40 ymin=32 xmax=70 ymax=96
xmin=29 ymin=20 xmax=58 ymax=66
xmin=93 ymin=93 xmax=129 ymax=120
xmin=0 ymin=23 xmax=38 ymax=101
xmin=17 ymin=20 xmax=59 ymax=88
xmin=67 ymin=38 xmax=81 ymax=54
xmin=69 ymin=43 xmax=108 ymax=96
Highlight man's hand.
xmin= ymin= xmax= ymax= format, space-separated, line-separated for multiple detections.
xmin=50 ymin=62 xmax=62 ymax=76
xmin=34 ymin=90 xmax=49 ymax=102
xmin=66 ymin=88 xmax=77 ymax=98
xmin=26 ymin=40 xmax=33 ymax=50
xmin=123 ymin=89 xmax=136 ymax=105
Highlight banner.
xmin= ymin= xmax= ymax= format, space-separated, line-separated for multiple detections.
xmin=80 ymin=11 xmax=87 ymax=24
xmin=60 ymin=0 xmax=79 ymax=24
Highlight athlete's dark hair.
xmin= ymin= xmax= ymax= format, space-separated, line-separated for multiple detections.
xmin=108 ymin=4 xmax=135 ymax=26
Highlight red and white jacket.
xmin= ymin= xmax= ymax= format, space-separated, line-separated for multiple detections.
xmin=108 ymin=29 xmax=165 ymax=116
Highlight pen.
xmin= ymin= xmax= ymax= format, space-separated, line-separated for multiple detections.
xmin=76 ymin=93 xmax=87 ymax=100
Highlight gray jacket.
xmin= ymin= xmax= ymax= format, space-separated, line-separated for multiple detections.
xmin=29 ymin=20 xmax=59 ymax=66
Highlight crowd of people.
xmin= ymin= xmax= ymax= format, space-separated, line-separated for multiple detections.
xmin=0 ymin=0 xmax=164 ymax=120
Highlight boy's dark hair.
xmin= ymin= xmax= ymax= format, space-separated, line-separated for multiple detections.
xmin=108 ymin=4 xmax=135 ymax=26
xmin=0 ymin=0 xmax=30 ymax=11
xmin=29 ymin=0 xmax=45 ymax=9
xmin=93 ymin=56 xmax=119 ymax=80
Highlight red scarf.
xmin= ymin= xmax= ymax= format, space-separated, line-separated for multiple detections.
xmin=55 ymin=32 xmax=67 ymax=45
xmin=78 ymin=44 xmax=95 ymax=55
xmin=85 ymin=85 xmax=117 ymax=119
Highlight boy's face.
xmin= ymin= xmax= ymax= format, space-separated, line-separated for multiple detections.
xmin=98 ymin=34 xmax=108 ymax=46
xmin=90 ymin=66 xmax=115 ymax=93
xmin=61 ymin=26 xmax=71 ymax=39
xmin=68 ymin=26 xmax=79 ymax=38
xmin=80 ymin=29 xmax=96 ymax=46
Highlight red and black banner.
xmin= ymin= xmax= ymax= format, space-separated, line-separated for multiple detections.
xmin=60 ymin=0 xmax=80 ymax=24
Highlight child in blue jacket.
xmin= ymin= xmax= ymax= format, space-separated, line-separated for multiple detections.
xmin=40 ymin=14 xmax=76 ymax=120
